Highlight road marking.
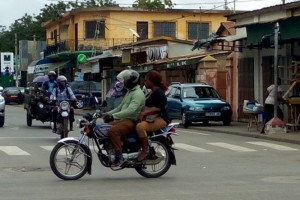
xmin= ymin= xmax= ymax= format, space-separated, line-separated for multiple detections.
xmin=174 ymin=143 xmax=212 ymax=152
xmin=0 ymin=146 xmax=30 ymax=155
xmin=178 ymin=130 xmax=210 ymax=136
xmin=246 ymin=142 xmax=299 ymax=151
xmin=208 ymin=142 xmax=257 ymax=152
xmin=40 ymin=146 xmax=54 ymax=151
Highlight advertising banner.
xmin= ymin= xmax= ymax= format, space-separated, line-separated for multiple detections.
xmin=1 ymin=52 xmax=14 ymax=75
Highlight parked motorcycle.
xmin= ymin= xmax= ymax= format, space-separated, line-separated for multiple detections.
xmin=49 ymin=111 xmax=179 ymax=180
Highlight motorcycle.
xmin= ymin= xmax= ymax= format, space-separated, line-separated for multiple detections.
xmin=49 ymin=110 xmax=179 ymax=180
xmin=51 ymin=100 xmax=74 ymax=139
xmin=24 ymin=87 xmax=52 ymax=127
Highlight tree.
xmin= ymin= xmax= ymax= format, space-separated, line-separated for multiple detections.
xmin=133 ymin=0 xmax=173 ymax=9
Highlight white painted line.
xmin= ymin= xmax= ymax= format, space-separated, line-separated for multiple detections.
xmin=40 ymin=146 xmax=54 ymax=151
xmin=174 ymin=143 xmax=212 ymax=152
xmin=0 ymin=146 xmax=30 ymax=155
xmin=246 ymin=142 xmax=299 ymax=151
xmin=178 ymin=130 xmax=210 ymax=136
xmin=208 ymin=142 xmax=257 ymax=152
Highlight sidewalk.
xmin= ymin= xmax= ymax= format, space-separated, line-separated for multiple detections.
xmin=74 ymin=109 xmax=300 ymax=145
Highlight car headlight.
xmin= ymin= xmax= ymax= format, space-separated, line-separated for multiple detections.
xmin=222 ymin=105 xmax=231 ymax=110
xmin=189 ymin=106 xmax=203 ymax=111
xmin=0 ymin=97 xmax=4 ymax=103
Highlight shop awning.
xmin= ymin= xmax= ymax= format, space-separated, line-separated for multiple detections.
xmin=34 ymin=59 xmax=70 ymax=74
xmin=279 ymin=16 xmax=300 ymax=40
xmin=246 ymin=23 xmax=274 ymax=46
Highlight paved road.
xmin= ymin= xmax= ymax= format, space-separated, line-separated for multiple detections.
xmin=1 ymin=105 xmax=300 ymax=200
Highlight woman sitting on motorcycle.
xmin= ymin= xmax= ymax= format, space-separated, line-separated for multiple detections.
xmin=136 ymin=70 xmax=170 ymax=161
xmin=50 ymin=75 xmax=77 ymax=133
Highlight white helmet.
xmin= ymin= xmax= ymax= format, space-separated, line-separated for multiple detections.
xmin=57 ymin=75 xmax=67 ymax=82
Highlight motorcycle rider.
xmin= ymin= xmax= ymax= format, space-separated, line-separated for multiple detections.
xmin=103 ymin=69 xmax=145 ymax=166
xmin=42 ymin=71 xmax=58 ymax=97
xmin=50 ymin=75 xmax=77 ymax=133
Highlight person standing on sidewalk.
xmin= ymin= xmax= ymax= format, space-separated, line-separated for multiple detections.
xmin=261 ymin=78 xmax=287 ymax=134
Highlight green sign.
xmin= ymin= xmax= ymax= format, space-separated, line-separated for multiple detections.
xmin=77 ymin=54 xmax=87 ymax=63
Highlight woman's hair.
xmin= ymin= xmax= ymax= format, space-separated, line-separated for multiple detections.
xmin=146 ymin=70 xmax=168 ymax=91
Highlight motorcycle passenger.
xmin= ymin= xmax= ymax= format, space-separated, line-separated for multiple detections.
xmin=42 ymin=71 xmax=58 ymax=97
xmin=50 ymin=75 xmax=77 ymax=133
xmin=103 ymin=69 xmax=145 ymax=166
xmin=136 ymin=70 xmax=171 ymax=161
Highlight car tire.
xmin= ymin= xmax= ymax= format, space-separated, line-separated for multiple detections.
xmin=223 ymin=118 xmax=231 ymax=126
xmin=181 ymin=111 xmax=190 ymax=128
xmin=75 ymin=100 xmax=84 ymax=109
xmin=0 ymin=116 xmax=4 ymax=127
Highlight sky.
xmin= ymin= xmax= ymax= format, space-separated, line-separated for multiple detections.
xmin=0 ymin=0 xmax=297 ymax=29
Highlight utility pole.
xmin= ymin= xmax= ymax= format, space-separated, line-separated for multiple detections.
xmin=14 ymin=33 xmax=19 ymax=87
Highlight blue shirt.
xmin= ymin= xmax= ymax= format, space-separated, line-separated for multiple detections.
xmin=50 ymin=87 xmax=76 ymax=101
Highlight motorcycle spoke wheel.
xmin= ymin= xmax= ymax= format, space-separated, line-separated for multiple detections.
xmin=135 ymin=140 xmax=172 ymax=178
xmin=50 ymin=142 xmax=88 ymax=180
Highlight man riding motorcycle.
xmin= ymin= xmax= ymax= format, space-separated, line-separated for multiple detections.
xmin=50 ymin=75 xmax=77 ymax=133
xmin=103 ymin=69 xmax=145 ymax=166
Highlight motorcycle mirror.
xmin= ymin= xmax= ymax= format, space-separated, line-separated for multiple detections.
xmin=94 ymin=96 xmax=99 ymax=104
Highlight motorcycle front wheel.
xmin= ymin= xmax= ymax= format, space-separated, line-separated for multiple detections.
xmin=135 ymin=139 xmax=172 ymax=178
xmin=50 ymin=141 xmax=89 ymax=180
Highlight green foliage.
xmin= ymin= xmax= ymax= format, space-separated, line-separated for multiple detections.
xmin=133 ymin=0 xmax=174 ymax=9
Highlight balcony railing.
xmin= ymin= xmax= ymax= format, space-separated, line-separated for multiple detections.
xmin=44 ymin=38 xmax=134 ymax=57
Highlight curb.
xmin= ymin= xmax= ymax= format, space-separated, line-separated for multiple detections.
xmin=192 ymin=126 xmax=300 ymax=145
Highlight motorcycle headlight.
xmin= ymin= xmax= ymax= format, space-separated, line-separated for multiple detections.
xmin=60 ymin=101 xmax=70 ymax=111
xmin=38 ymin=103 xmax=44 ymax=109
xmin=189 ymin=106 xmax=203 ymax=111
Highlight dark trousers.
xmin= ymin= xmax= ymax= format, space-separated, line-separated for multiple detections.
xmin=264 ymin=103 xmax=283 ymax=122
xmin=108 ymin=119 xmax=137 ymax=153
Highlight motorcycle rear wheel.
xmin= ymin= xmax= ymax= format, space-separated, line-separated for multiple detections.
xmin=135 ymin=139 xmax=172 ymax=178
xmin=50 ymin=141 xmax=89 ymax=180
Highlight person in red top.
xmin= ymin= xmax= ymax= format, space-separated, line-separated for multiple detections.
xmin=136 ymin=70 xmax=170 ymax=161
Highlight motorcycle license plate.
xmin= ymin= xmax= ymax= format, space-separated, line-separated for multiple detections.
xmin=205 ymin=112 xmax=221 ymax=116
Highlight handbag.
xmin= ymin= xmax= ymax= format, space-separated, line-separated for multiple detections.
xmin=145 ymin=114 xmax=159 ymax=123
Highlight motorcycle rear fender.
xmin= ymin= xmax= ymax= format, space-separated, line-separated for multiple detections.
xmin=58 ymin=137 xmax=93 ymax=175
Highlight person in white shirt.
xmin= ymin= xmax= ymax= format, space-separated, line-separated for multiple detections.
xmin=261 ymin=78 xmax=287 ymax=133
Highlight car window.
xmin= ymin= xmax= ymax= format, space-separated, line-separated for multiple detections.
xmin=69 ymin=82 xmax=101 ymax=91
xmin=183 ymin=86 xmax=220 ymax=99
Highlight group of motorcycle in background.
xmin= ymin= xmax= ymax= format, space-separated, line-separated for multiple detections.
xmin=23 ymin=70 xmax=179 ymax=180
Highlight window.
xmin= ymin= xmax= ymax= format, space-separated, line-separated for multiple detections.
xmin=188 ymin=22 xmax=209 ymax=40
xmin=137 ymin=22 xmax=148 ymax=41
xmin=154 ymin=22 xmax=176 ymax=38
xmin=85 ymin=20 xmax=105 ymax=39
